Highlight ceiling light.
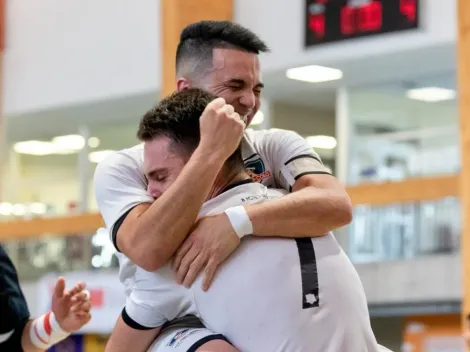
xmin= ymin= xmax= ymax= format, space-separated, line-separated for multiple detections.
xmin=89 ymin=150 xmax=115 ymax=163
xmin=306 ymin=135 xmax=337 ymax=149
xmin=13 ymin=141 xmax=57 ymax=155
xmin=250 ymin=111 xmax=264 ymax=126
xmin=0 ymin=202 xmax=13 ymax=216
xmin=406 ymin=87 xmax=456 ymax=102
xmin=286 ymin=65 xmax=343 ymax=83
xmin=51 ymin=134 xmax=85 ymax=151
xmin=29 ymin=202 xmax=47 ymax=214
xmin=88 ymin=137 xmax=100 ymax=148
xmin=12 ymin=204 xmax=26 ymax=216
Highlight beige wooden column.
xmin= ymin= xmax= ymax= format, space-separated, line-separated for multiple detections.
xmin=160 ymin=0 xmax=233 ymax=98
xmin=0 ymin=0 xmax=6 ymax=201
xmin=459 ymin=0 xmax=470 ymax=331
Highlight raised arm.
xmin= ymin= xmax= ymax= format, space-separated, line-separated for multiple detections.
xmin=173 ymin=129 xmax=352 ymax=290
xmin=246 ymin=129 xmax=352 ymax=238
xmin=94 ymin=98 xmax=245 ymax=271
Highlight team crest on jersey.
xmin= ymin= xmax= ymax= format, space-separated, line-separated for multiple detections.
xmin=244 ymin=155 xmax=272 ymax=183
xmin=167 ymin=328 xmax=198 ymax=347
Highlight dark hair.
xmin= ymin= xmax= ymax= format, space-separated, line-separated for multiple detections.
xmin=137 ymin=88 xmax=244 ymax=171
xmin=176 ymin=20 xmax=269 ymax=75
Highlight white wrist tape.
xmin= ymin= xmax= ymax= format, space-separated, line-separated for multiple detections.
xmin=224 ymin=206 xmax=253 ymax=238
xmin=30 ymin=311 xmax=70 ymax=349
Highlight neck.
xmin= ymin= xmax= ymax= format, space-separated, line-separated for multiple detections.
xmin=207 ymin=168 xmax=251 ymax=200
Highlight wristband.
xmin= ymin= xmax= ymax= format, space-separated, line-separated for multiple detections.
xmin=224 ymin=206 xmax=253 ymax=238
xmin=30 ymin=311 xmax=70 ymax=349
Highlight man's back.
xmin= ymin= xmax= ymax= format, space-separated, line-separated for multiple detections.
xmin=134 ymin=182 xmax=377 ymax=351
xmin=192 ymin=185 xmax=377 ymax=351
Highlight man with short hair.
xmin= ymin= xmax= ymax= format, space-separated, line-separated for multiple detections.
xmin=105 ymin=88 xmax=380 ymax=352
xmin=95 ymin=20 xmax=352 ymax=350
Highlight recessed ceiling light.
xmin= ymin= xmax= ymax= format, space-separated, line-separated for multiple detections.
xmin=13 ymin=141 xmax=57 ymax=155
xmin=0 ymin=202 xmax=13 ymax=216
xmin=88 ymin=137 xmax=100 ymax=148
xmin=89 ymin=150 xmax=116 ymax=163
xmin=52 ymin=134 xmax=85 ymax=150
xmin=406 ymin=87 xmax=456 ymax=102
xmin=286 ymin=65 xmax=343 ymax=83
xmin=306 ymin=135 xmax=337 ymax=149
xmin=250 ymin=111 xmax=264 ymax=126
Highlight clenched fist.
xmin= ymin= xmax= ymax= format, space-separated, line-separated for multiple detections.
xmin=198 ymin=97 xmax=246 ymax=164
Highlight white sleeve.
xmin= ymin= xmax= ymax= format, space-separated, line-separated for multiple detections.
xmin=93 ymin=151 xmax=153 ymax=250
xmin=256 ymin=129 xmax=331 ymax=191
xmin=124 ymin=271 xmax=167 ymax=329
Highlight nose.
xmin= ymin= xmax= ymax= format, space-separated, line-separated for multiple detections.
xmin=147 ymin=182 xmax=162 ymax=199
xmin=239 ymin=91 xmax=256 ymax=111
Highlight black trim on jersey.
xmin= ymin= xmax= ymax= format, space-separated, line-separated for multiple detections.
xmin=295 ymin=238 xmax=320 ymax=309
xmin=160 ymin=315 xmax=205 ymax=333
xmin=288 ymin=171 xmax=333 ymax=192
xmin=112 ymin=206 xmax=138 ymax=253
xmin=243 ymin=153 xmax=258 ymax=161
xmin=121 ymin=307 xmax=155 ymax=330
xmin=187 ymin=334 xmax=231 ymax=352
xmin=294 ymin=171 xmax=332 ymax=181
xmin=285 ymin=154 xmax=322 ymax=165
xmin=219 ymin=179 xmax=254 ymax=194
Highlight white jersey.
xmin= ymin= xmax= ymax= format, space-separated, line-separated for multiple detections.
xmin=93 ymin=128 xmax=330 ymax=296
xmin=126 ymin=182 xmax=379 ymax=352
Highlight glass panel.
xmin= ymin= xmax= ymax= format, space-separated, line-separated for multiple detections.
xmin=348 ymin=72 xmax=459 ymax=185
xmin=2 ymin=119 xmax=140 ymax=216
xmin=348 ymin=197 xmax=461 ymax=263
xmin=3 ymin=229 xmax=117 ymax=281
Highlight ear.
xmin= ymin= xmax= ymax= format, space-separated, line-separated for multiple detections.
xmin=176 ymin=77 xmax=192 ymax=92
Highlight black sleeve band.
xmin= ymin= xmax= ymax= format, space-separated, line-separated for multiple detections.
xmin=121 ymin=307 xmax=156 ymax=330
xmin=111 ymin=206 xmax=138 ymax=252
xmin=188 ymin=334 xmax=231 ymax=352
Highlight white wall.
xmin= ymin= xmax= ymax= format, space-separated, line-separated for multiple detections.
xmin=3 ymin=0 xmax=456 ymax=116
xmin=4 ymin=0 xmax=159 ymax=116
xmin=357 ymin=254 xmax=461 ymax=304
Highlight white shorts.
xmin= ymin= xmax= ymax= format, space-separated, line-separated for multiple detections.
xmin=148 ymin=327 xmax=231 ymax=352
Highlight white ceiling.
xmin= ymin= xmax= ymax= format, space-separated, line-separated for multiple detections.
xmin=5 ymin=42 xmax=457 ymax=143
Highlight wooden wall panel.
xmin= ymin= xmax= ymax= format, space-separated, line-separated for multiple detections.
xmin=346 ymin=175 xmax=459 ymax=206
xmin=0 ymin=175 xmax=461 ymax=241
xmin=160 ymin=0 xmax=233 ymax=98
xmin=458 ymin=0 xmax=470 ymax=332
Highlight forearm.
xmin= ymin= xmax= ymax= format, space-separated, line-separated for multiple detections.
xmin=126 ymin=147 xmax=225 ymax=270
xmin=21 ymin=321 xmax=43 ymax=352
xmin=105 ymin=317 xmax=159 ymax=352
xmin=246 ymin=186 xmax=353 ymax=238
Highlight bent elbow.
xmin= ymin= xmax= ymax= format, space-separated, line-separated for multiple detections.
xmin=135 ymin=254 xmax=167 ymax=272
xmin=338 ymin=194 xmax=353 ymax=227
xmin=124 ymin=235 xmax=168 ymax=272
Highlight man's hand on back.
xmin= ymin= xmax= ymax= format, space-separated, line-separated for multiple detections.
xmin=173 ymin=213 xmax=240 ymax=291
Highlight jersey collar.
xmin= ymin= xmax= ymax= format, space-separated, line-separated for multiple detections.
xmin=219 ymin=179 xmax=254 ymax=195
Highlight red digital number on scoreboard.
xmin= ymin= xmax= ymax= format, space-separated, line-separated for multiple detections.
xmin=400 ymin=0 xmax=417 ymax=21
xmin=308 ymin=14 xmax=325 ymax=37
xmin=341 ymin=1 xmax=382 ymax=36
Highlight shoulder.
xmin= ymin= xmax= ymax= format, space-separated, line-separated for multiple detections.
xmin=94 ymin=145 xmax=144 ymax=182
xmin=95 ymin=144 xmax=143 ymax=173
xmin=266 ymin=188 xmax=289 ymax=198
xmin=93 ymin=144 xmax=147 ymax=198
xmin=244 ymin=128 xmax=304 ymax=145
